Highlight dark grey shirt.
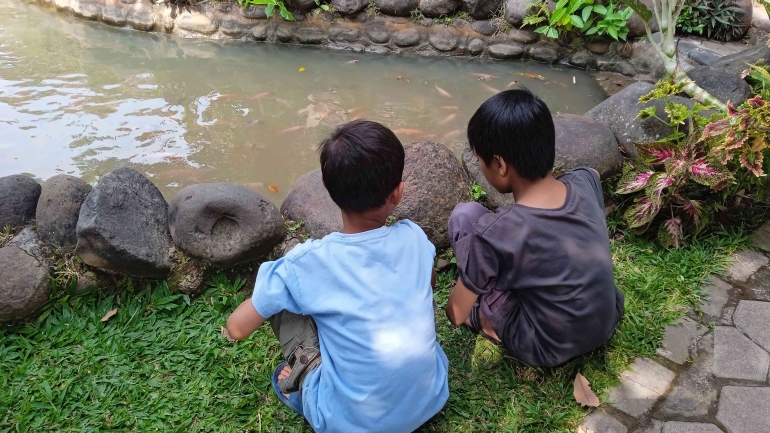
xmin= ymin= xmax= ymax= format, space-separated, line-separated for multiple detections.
xmin=455 ymin=168 xmax=624 ymax=367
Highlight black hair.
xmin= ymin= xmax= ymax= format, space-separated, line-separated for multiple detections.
xmin=318 ymin=120 xmax=405 ymax=213
xmin=467 ymin=88 xmax=555 ymax=181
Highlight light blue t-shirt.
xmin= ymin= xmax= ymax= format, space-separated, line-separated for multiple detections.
xmin=252 ymin=220 xmax=449 ymax=433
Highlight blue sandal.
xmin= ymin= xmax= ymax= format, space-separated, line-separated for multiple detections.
xmin=272 ymin=361 xmax=304 ymax=415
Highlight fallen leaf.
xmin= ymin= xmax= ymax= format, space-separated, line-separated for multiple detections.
xmin=268 ymin=185 xmax=279 ymax=193
xmin=101 ymin=308 xmax=118 ymax=322
xmin=574 ymin=372 xmax=600 ymax=407
xmin=221 ymin=326 xmax=236 ymax=342
xmin=517 ymin=72 xmax=546 ymax=80
xmin=299 ymin=67 xmax=306 ymax=72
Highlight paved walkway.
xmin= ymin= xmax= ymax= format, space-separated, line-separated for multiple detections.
xmin=579 ymin=222 xmax=770 ymax=433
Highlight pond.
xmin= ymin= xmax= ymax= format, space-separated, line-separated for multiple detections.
xmin=0 ymin=0 xmax=607 ymax=202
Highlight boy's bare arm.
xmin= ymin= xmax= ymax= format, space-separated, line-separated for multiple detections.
xmin=444 ymin=278 xmax=478 ymax=326
xmin=431 ymin=268 xmax=437 ymax=292
xmin=226 ymin=299 xmax=267 ymax=340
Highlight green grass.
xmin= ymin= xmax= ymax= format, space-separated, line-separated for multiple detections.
xmin=0 ymin=231 xmax=749 ymax=432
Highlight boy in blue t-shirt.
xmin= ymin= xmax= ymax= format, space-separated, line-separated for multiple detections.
xmin=226 ymin=120 xmax=449 ymax=432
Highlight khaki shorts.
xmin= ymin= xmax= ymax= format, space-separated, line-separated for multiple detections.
xmin=270 ymin=310 xmax=322 ymax=394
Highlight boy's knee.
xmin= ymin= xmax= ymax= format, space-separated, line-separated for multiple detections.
xmin=448 ymin=202 xmax=489 ymax=246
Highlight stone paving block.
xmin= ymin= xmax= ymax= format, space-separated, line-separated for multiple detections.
xmin=724 ymin=250 xmax=768 ymax=282
xmin=657 ymin=334 xmax=717 ymax=418
xmin=699 ymin=276 xmax=733 ymax=320
xmin=634 ymin=420 xmax=663 ymax=433
xmin=609 ymin=358 xmax=676 ymax=417
xmin=733 ymin=300 xmax=770 ymax=352
xmin=578 ymin=410 xmax=627 ymax=433
xmin=656 ymin=317 xmax=708 ymax=364
xmin=746 ymin=267 xmax=770 ymax=301
xmin=713 ymin=326 xmax=770 ymax=381
xmin=751 ymin=221 xmax=770 ymax=252
xmin=661 ymin=422 xmax=722 ymax=433
xmin=716 ymin=386 xmax=770 ymax=433
xmin=718 ymin=304 xmax=735 ymax=326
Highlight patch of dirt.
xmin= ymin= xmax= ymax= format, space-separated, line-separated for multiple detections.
xmin=591 ymin=72 xmax=639 ymax=96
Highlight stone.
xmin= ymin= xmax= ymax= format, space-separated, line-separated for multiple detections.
xmin=71 ymin=1 xmax=100 ymax=19
xmin=168 ymin=183 xmax=284 ymax=267
xmin=219 ymin=19 xmax=252 ymax=37
xmin=687 ymin=66 xmax=752 ymax=106
xmin=366 ymin=44 xmax=391 ymax=54
xmin=655 ymin=317 xmax=708 ymax=364
xmin=332 ymin=0 xmax=368 ymax=15
xmin=734 ymin=0 xmax=752 ymax=39
xmin=504 ymin=0 xmax=533 ymax=27
xmin=275 ymin=235 xmax=302 ymax=258
xmin=733 ymin=300 xmax=770 ymax=352
xmin=754 ymin=17 xmax=770 ymax=33
xmin=0 ymin=246 xmax=50 ymax=323
xmin=747 ymin=267 xmax=770 ymax=301
xmin=618 ymin=42 xmax=633 ymax=58
xmin=657 ymin=333 xmax=717 ymax=418
xmin=429 ymin=27 xmax=459 ymax=51
xmin=636 ymin=420 xmax=663 ymax=433
xmin=127 ymin=8 xmax=156 ymax=31
xmin=420 ymin=0 xmax=458 ymax=17
xmin=35 ymin=175 xmax=92 ymax=249
xmin=459 ymin=0 xmax=500 ymax=19
xmin=7 ymin=227 xmax=50 ymax=270
xmin=273 ymin=24 xmax=294 ymax=42
xmin=685 ymin=47 xmax=722 ymax=67
xmin=0 ymin=175 xmax=41 ymax=230
xmin=471 ymin=20 xmax=496 ymax=36
xmin=176 ymin=12 xmax=218 ymax=35
xmin=585 ymin=41 xmax=609 ymax=55
xmin=285 ymin=0 xmax=316 ymax=12
xmin=608 ymin=357 xmax=676 ymax=417
xmin=365 ymin=22 xmax=391 ymax=43
xmin=713 ymin=326 xmax=769 ymax=381
xmin=661 ymin=422 xmax=722 ymax=433
xmin=329 ymin=26 xmax=362 ymax=42
xmin=716 ymin=386 xmax=770 ymax=433
xmin=569 ymin=51 xmax=597 ymax=69
xmin=101 ymin=4 xmax=127 ymax=26
xmin=436 ymin=258 xmax=452 ymax=271
xmin=709 ymin=44 xmax=770 ymax=79
xmin=699 ymin=276 xmax=733 ymax=320
xmin=629 ymin=37 xmax=666 ymax=79
xmin=76 ymin=271 xmax=98 ymax=292
xmin=553 ymin=114 xmax=623 ymax=178
xmin=719 ymin=304 xmax=735 ymax=326
xmin=529 ymin=45 xmax=558 ymax=63
xmin=281 ymin=169 xmax=343 ymax=240
xmin=597 ymin=60 xmax=636 ymax=77
xmin=578 ymin=410 xmax=627 ymax=433
xmin=392 ymin=29 xmax=422 ymax=47
xmin=507 ymin=28 xmax=538 ymax=43
xmin=253 ymin=24 xmax=269 ymax=40
xmin=461 ymin=143 xmax=515 ymax=210
xmin=241 ymin=5 xmax=268 ymax=19
xmin=393 ymin=141 xmax=471 ymax=249
xmin=752 ymin=221 xmax=770 ymax=252
xmin=488 ymin=42 xmax=524 ymax=59
xmin=724 ymin=249 xmax=768 ymax=282
xmin=585 ymin=82 xmax=698 ymax=159
xmin=373 ymin=0 xmax=419 ymax=16
xmin=76 ymin=168 xmax=172 ymax=278
xmin=625 ymin=0 xmax=659 ymax=38
xmin=467 ymin=38 xmax=485 ymax=56
xmin=297 ymin=28 xmax=327 ymax=44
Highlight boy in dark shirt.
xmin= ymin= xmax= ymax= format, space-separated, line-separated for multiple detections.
xmin=444 ymin=88 xmax=624 ymax=367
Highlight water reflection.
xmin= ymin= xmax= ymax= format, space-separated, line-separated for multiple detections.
xmin=0 ymin=0 xmax=606 ymax=201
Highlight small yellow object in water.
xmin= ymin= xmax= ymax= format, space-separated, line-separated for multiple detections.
xmin=299 ymin=67 xmax=306 ymax=72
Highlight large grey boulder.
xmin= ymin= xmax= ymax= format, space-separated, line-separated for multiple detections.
xmin=76 ymin=168 xmax=172 ymax=278
xmin=374 ymin=0 xmax=420 ymax=16
xmin=504 ymin=0 xmax=533 ymax=26
xmin=625 ymin=0 xmax=659 ymax=38
xmin=420 ymin=0 xmax=459 ymax=17
xmin=688 ymin=66 xmax=752 ymax=106
xmin=0 ymin=246 xmax=50 ymax=323
xmin=585 ymin=82 xmax=696 ymax=159
xmin=281 ymin=169 xmax=343 ymax=239
xmin=553 ymin=114 xmax=623 ymax=178
xmin=7 ymin=226 xmax=51 ymax=271
xmin=285 ymin=0 xmax=316 ymax=12
xmin=394 ymin=141 xmax=471 ymax=249
xmin=332 ymin=0 xmax=368 ymax=15
xmin=461 ymin=143 xmax=516 ymax=210
xmin=460 ymin=0 xmax=500 ymax=20
xmin=0 ymin=175 xmax=41 ymax=230
xmin=709 ymin=44 xmax=770 ymax=78
xmin=168 ymin=183 xmax=285 ymax=267
xmin=36 ymin=175 xmax=92 ymax=248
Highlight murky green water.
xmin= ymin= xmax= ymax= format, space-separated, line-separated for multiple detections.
xmin=0 ymin=0 xmax=606 ymax=201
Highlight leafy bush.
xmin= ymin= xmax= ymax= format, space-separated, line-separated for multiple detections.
xmin=616 ymin=78 xmax=770 ymax=248
xmin=524 ymin=0 xmax=632 ymax=41
xmin=588 ymin=2 xmax=634 ymax=40
xmin=238 ymin=0 xmax=294 ymax=20
xmin=675 ymin=0 xmax=744 ymax=41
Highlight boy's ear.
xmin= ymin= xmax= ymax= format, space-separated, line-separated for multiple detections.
xmin=390 ymin=181 xmax=405 ymax=206
xmin=495 ymin=155 xmax=509 ymax=177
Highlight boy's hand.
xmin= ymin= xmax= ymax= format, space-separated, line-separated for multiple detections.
xmin=445 ymin=278 xmax=479 ymax=326
xmin=225 ymin=299 xmax=267 ymax=340
xmin=221 ymin=326 xmax=237 ymax=342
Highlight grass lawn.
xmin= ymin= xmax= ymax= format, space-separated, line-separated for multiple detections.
xmin=0 ymin=230 xmax=749 ymax=432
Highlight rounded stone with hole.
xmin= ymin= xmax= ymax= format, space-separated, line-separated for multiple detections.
xmin=168 ymin=183 xmax=285 ymax=267
xmin=0 ymin=246 xmax=51 ymax=323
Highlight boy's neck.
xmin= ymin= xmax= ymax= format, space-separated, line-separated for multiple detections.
xmin=509 ymin=172 xmax=567 ymax=209
xmin=340 ymin=208 xmax=391 ymax=234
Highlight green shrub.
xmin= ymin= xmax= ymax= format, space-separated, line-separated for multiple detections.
xmin=675 ymin=0 xmax=744 ymax=41
xmin=524 ymin=0 xmax=633 ymax=41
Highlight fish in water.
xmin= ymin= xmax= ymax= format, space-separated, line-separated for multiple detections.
xmin=276 ymin=98 xmax=292 ymax=108
xmin=439 ymin=113 xmax=457 ymax=125
xmin=435 ymin=85 xmax=452 ymax=98
xmin=470 ymin=73 xmax=497 ymax=81
xmin=443 ymin=129 xmax=463 ymax=140
xmin=440 ymin=106 xmax=460 ymax=111
xmin=506 ymin=81 xmax=519 ymax=88
xmin=393 ymin=128 xmax=424 ymax=136
xmin=280 ymin=126 xmax=305 ymax=134
xmin=250 ymin=92 xmax=271 ymax=101
xmin=482 ymin=84 xmax=501 ymax=94
xmin=397 ymin=71 xmax=404 ymax=81
xmin=517 ymin=72 xmax=546 ymax=80
xmin=212 ymin=93 xmax=236 ymax=100
xmin=346 ymin=60 xmax=359 ymax=64
xmin=420 ymin=134 xmax=438 ymax=140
